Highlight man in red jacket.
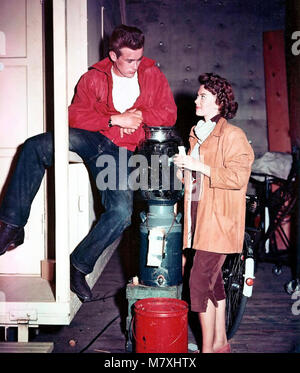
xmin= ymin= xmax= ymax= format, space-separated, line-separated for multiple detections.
xmin=0 ymin=25 xmax=177 ymax=302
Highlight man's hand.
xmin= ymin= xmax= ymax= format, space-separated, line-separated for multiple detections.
xmin=126 ymin=108 xmax=143 ymax=117
xmin=111 ymin=109 xmax=143 ymax=129
xmin=111 ymin=109 xmax=143 ymax=137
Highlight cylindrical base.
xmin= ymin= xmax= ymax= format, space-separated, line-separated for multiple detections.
xmin=133 ymin=297 xmax=188 ymax=353
xmin=139 ymin=230 xmax=182 ymax=286
xmin=139 ymin=204 xmax=182 ymax=286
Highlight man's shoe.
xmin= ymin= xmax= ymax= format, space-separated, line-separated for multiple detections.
xmin=70 ymin=263 xmax=93 ymax=302
xmin=0 ymin=221 xmax=25 ymax=256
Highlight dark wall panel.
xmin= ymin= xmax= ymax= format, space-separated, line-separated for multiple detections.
xmin=87 ymin=0 xmax=286 ymax=156
xmin=87 ymin=0 xmax=122 ymax=65
xmin=286 ymin=0 xmax=300 ymax=149
xmin=125 ymin=0 xmax=286 ymax=156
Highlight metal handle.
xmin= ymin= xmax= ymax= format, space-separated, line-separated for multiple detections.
xmin=175 ymin=212 xmax=182 ymax=223
xmin=140 ymin=211 xmax=147 ymax=223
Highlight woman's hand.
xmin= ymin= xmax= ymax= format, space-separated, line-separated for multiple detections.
xmin=173 ymin=154 xmax=211 ymax=177
xmin=174 ymin=154 xmax=199 ymax=171
xmin=176 ymin=167 xmax=184 ymax=181
xmin=182 ymin=252 xmax=186 ymax=277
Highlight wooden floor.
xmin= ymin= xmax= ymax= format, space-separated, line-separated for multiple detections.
xmin=230 ymin=260 xmax=300 ymax=353
xmin=2 ymin=235 xmax=300 ymax=354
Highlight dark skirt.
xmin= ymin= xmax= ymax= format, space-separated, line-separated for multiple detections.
xmin=189 ymin=250 xmax=226 ymax=313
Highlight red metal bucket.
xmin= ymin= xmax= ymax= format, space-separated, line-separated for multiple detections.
xmin=133 ymin=297 xmax=188 ymax=353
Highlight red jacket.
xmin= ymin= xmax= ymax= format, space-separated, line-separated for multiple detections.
xmin=69 ymin=56 xmax=177 ymax=151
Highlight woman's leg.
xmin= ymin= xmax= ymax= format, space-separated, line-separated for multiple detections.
xmin=189 ymin=250 xmax=227 ymax=352
xmin=198 ymin=297 xmax=228 ymax=353
xmin=213 ymin=298 xmax=228 ymax=351
xmin=198 ymin=299 xmax=216 ymax=353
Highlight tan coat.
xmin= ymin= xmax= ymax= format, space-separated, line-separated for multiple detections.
xmin=183 ymin=117 xmax=255 ymax=254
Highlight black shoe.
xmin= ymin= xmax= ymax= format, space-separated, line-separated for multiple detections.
xmin=70 ymin=263 xmax=92 ymax=302
xmin=0 ymin=221 xmax=25 ymax=256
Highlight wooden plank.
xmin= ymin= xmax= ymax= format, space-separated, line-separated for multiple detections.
xmin=263 ymin=30 xmax=291 ymax=153
xmin=53 ymin=0 xmax=70 ymax=304
xmin=229 ymin=261 xmax=300 ymax=353
xmin=263 ymin=30 xmax=292 ymax=251
xmin=0 ymin=342 xmax=53 ymax=353
xmin=285 ymin=0 xmax=300 ymax=148
xmin=0 ymin=276 xmax=55 ymax=302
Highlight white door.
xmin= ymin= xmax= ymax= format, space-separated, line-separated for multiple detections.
xmin=0 ymin=0 xmax=45 ymax=274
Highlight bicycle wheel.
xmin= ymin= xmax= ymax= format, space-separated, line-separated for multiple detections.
xmin=223 ymin=232 xmax=255 ymax=339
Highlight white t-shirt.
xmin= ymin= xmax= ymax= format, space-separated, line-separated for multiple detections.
xmin=111 ymin=67 xmax=140 ymax=113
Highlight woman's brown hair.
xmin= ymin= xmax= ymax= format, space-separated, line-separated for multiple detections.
xmin=199 ymin=73 xmax=238 ymax=119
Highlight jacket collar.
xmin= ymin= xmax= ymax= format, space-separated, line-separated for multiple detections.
xmin=190 ymin=117 xmax=227 ymax=140
xmin=90 ymin=56 xmax=156 ymax=75
xmin=211 ymin=117 xmax=227 ymax=137
xmin=189 ymin=117 xmax=228 ymax=149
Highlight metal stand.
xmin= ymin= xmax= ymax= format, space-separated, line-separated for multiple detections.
xmin=125 ymin=126 xmax=185 ymax=352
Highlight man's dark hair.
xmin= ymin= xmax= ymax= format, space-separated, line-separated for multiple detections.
xmin=198 ymin=73 xmax=238 ymax=119
xmin=109 ymin=24 xmax=145 ymax=57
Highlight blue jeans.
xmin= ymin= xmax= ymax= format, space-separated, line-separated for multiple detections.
xmin=0 ymin=128 xmax=134 ymax=274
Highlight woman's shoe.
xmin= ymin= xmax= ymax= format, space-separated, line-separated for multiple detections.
xmin=214 ymin=343 xmax=231 ymax=353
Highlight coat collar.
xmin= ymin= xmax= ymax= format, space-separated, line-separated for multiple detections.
xmin=189 ymin=117 xmax=228 ymax=149
xmin=212 ymin=117 xmax=227 ymax=137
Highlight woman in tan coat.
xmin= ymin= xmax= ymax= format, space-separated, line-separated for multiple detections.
xmin=174 ymin=73 xmax=254 ymax=353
